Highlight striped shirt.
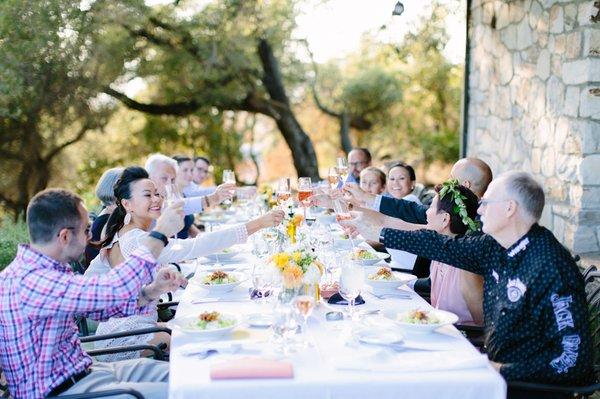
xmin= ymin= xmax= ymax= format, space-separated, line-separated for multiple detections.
xmin=0 ymin=244 xmax=157 ymax=398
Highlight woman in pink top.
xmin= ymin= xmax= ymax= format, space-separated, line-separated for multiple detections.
xmin=424 ymin=183 xmax=483 ymax=325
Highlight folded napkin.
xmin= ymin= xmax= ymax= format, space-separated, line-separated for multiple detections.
xmin=210 ymin=357 xmax=294 ymax=380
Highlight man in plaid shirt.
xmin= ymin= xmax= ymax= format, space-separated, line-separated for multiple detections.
xmin=0 ymin=189 xmax=186 ymax=398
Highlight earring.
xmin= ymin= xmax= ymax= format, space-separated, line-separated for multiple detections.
xmin=124 ymin=212 xmax=132 ymax=225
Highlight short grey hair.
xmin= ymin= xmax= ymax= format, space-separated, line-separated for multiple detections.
xmin=145 ymin=153 xmax=178 ymax=175
xmin=95 ymin=167 xmax=124 ymax=207
xmin=501 ymin=171 xmax=545 ymax=221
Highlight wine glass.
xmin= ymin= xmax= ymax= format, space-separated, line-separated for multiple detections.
xmin=339 ymin=262 xmax=364 ymax=321
xmin=293 ymin=294 xmax=315 ymax=347
xmin=276 ymin=178 xmax=292 ymax=208
xmin=164 ymin=184 xmax=183 ymax=250
xmin=252 ymin=262 xmax=273 ymax=306
xmin=272 ymin=303 xmax=298 ymax=356
xmin=327 ymin=167 xmax=339 ymax=192
xmin=297 ymin=177 xmax=312 ymax=219
xmin=222 ymin=169 xmax=236 ymax=207
xmin=336 ymin=157 xmax=349 ymax=183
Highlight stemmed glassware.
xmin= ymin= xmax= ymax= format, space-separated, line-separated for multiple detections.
xmin=164 ymin=184 xmax=183 ymax=250
xmin=222 ymin=169 xmax=236 ymax=207
xmin=327 ymin=167 xmax=339 ymax=192
xmin=272 ymin=303 xmax=298 ymax=356
xmin=293 ymin=294 xmax=315 ymax=347
xmin=339 ymin=262 xmax=364 ymax=321
xmin=297 ymin=177 xmax=312 ymax=220
xmin=336 ymin=157 xmax=349 ymax=183
xmin=276 ymin=178 xmax=291 ymax=209
xmin=252 ymin=262 xmax=274 ymax=306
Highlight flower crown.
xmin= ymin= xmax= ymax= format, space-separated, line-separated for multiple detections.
xmin=438 ymin=179 xmax=480 ymax=233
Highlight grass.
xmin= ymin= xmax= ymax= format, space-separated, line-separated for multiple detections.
xmin=0 ymin=216 xmax=29 ymax=271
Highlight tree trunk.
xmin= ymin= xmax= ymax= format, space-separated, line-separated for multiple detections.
xmin=339 ymin=111 xmax=352 ymax=155
xmin=257 ymin=39 xmax=320 ymax=180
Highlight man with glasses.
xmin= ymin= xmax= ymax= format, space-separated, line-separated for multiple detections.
xmin=346 ymin=148 xmax=372 ymax=184
xmin=0 ymin=189 xmax=187 ymax=398
xmin=346 ymin=171 xmax=594 ymax=394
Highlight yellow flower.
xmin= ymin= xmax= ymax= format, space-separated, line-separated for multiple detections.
xmin=292 ymin=251 xmax=302 ymax=263
xmin=282 ymin=264 xmax=304 ymax=289
xmin=272 ymin=253 xmax=290 ymax=270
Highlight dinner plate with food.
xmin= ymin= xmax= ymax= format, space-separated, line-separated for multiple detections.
xmin=394 ymin=308 xmax=458 ymax=334
xmin=190 ymin=270 xmax=246 ymax=294
xmin=364 ymin=266 xmax=417 ymax=293
xmin=168 ymin=311 xmax=239 ymax=338
xmin=203 ymin=247 xmax=241 ymax=262
xmin=350 ymin=248 xmax=390 ymax=265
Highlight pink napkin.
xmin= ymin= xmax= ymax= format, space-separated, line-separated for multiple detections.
xmin=210 ymin=357 xmax=294 ymax=380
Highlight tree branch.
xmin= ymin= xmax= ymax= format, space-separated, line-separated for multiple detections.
xmin=104 ymin=87 xmax=201 ymax=115
xmin=44 ymin=121 xmax=92 ymax=162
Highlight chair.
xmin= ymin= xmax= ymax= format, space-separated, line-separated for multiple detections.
xmin=506 ymin=263 xmax=600 ymax=398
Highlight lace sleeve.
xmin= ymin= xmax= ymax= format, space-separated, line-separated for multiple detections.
xmin=119 ymin=225 xmax=248 ymax=264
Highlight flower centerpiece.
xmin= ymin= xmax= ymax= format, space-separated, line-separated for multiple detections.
xmin=268 ymin=244 xmax=324 ymax=302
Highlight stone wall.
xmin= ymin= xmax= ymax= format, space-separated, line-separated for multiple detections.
xmin=465 ymin=0 xmax=600 ymax=263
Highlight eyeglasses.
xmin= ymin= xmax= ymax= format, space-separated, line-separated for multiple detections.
xmin=195 ymin=168 xmax=209 ymax=173
xmin=349 ymin=161 xmax=367 ymax=167
xmin=478 ymin=199 xmax=510 ymax=207
xmin=60 ymin=225 xmax=91 ymax=237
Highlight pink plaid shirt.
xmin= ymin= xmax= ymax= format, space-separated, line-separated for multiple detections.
xmin=0 ymin=244 xmax=157 ymax=398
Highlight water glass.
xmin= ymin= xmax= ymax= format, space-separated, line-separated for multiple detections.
xmin=339 ymin=262 xmax=364 ymax=321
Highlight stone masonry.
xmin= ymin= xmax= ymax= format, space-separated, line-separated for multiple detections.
xmin=465 ymin=0 xmax=600 ymax=264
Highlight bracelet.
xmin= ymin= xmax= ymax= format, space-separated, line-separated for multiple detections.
xmin=140 ymin=285 xmax=155 ymax=302
xmin=148 ymin=230 xmax=168 ymax=247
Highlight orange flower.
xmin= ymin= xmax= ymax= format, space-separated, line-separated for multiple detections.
xmin=282 ymin=264 xmax=304 ymax=289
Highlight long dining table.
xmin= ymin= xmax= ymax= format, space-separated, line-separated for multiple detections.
xmin=168 ymin=223 xmax=506 ymax=399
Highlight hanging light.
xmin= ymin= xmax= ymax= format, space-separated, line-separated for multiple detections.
xmin=392 ymin=1 xmax=404 ymax=16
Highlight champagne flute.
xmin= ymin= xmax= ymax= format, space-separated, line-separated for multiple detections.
xmin=276 ymin=178 xmax=292 ymax=208
xmin=293 ymin=294 xmax=315 ymax=347
xmin=327 ymin=167 xmax=339 ymax=191
xmin=297 ymin=177 xmax=312 ymax=219
xmin=222 ymin=169 xmax=236 ymax=207
xmin=164 ymin=184 xmax=183 ymax=250
xmin=336 ymin=157 xmax=349 ymax=183
xmin=339 ymin=262 xmax=364 ymax=321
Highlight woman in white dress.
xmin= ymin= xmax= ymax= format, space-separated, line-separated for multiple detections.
xmin=86 ymin=166 xmax=284 ymax=361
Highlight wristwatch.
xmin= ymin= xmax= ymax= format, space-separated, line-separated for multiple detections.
xmin=149 ymin=230 xmax=169 ymax=247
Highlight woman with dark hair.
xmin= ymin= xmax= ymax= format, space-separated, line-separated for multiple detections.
xmin=86 ymin=166 xmax=284 ymax=360
xmin=424 ymin=182 xmax=483 ymax=324
xmin=385 ymin=162 xmax=421 ymax=204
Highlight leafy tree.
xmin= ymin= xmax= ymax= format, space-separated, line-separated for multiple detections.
xmin=0 ymin=0 xmax=120 ymax=216
xmin=95 ymin=0 xmax=321 ymax=179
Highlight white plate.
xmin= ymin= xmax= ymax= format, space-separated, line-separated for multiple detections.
xmin=168 ymin=314 xmax=239 ymax=339
xmin=189 ymin=271 xmax=246 ymax=294
xmin=365 ymin=270 xmax=417 ymax=294
xmin=351 ymin=252 xmax=390 ymax=266
xmin=246 ymin=313 xmax=274 ymax=328
xmin=395 ymin=309 xmax=459 ymax=334
xmin=204 ymin=250 xmax=240 ymax=261
xmin=354 ymin=327 xmax=404 ymax=346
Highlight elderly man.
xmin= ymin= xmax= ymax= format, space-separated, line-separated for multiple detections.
xmin=0 ymin=189 xmax=187 ymax=398
xmin=347 ymin=171 xmax=594 ymax=390
xmin=145 ymin=153 xmax=232 ymax=214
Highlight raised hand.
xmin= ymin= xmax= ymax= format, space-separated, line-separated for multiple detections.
xmin=338 ymin=211 xmax=383 ymax=242
xmin=342 ymin=182 xmax=375 ymax=207
xmin=210 ymin=183 xmax=236 ymax=205
xmin=154 ymin=200 xmax=185 ymax=238
xmin=150 ymin=268 xmax=188 ymax=295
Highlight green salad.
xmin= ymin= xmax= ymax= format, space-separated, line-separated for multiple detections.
xmin=399 ymin=309 xmax=441 ymax=325
xmin=202 ymin=271 xmax=237 ymax=285
xmin=192 ymin=311 xmax=236 ymax=330
xmin=352 ymin=249 xmax=377 ymax=260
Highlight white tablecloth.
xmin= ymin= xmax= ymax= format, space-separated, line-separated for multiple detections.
xmin=169 ymin=246 xmax=506 ymax=399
